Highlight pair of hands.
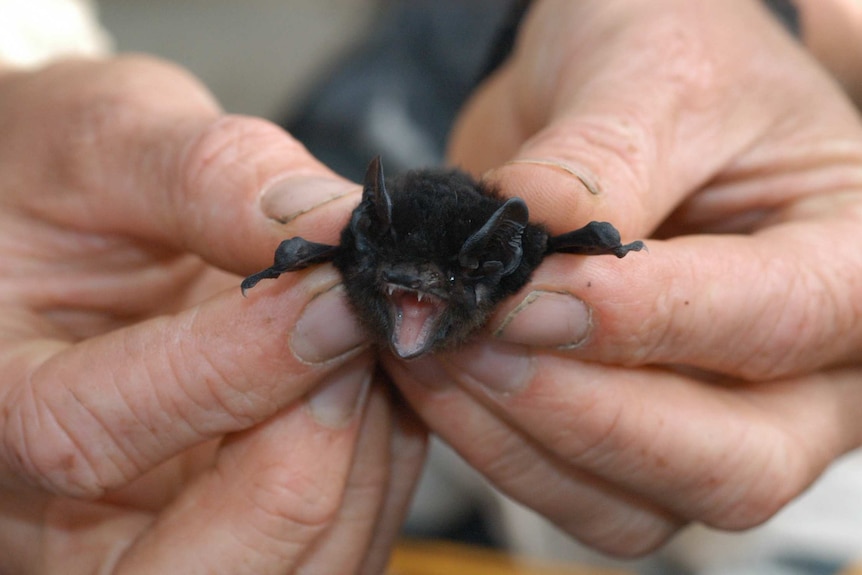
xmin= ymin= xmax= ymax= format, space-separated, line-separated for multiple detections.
xmin=1 ymin=0 xmax=861 ymax=572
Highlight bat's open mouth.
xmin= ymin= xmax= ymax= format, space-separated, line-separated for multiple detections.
xmin=384 ymin=283 xmax=447 ymax=359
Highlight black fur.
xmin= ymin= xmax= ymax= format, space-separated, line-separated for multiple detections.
xmin=242 ymin=156 xmax=643 ymax=359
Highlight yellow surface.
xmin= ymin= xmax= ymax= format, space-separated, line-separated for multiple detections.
xmin=387 ymin=540 xmax=631 ymax=575
xmin=389 ymin=539 xmax=862 ymax=575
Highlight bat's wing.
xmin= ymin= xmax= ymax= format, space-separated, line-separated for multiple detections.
xmin=241 ymin=237 xmax=340 ymax=295
xmin=548 ymin=221 xmax=645 ymax=258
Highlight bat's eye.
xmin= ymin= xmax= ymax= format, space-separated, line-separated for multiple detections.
xmin=448 ymin=273 xmax=456 ymax=285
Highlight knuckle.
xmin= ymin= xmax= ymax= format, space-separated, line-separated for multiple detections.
xmin=9 ymin=55 xmax=220 ymax=202
xmin=703 ymin=479 xmax=801 ymax=532
xmin=245 ymin=460 xmax=342 ymax=536
xmin=696 ymin=432 xmax=809 ymax=530
xmin=643 ymin=13 xmax=723 ymax=108
xmin=179 ymin=115 xmax=301 ymax=199
xmin=175 ymin=115 xmax=306 ymax=234
xmin=561 ymin=511 xmax=682 ymax=558
xmin=2 ymin=394 xmax=110 ymax=498
xmin=732 ymin=255 xmax=858 ymax=381
xmin=62 ymin=55 xmax=212 ymax=147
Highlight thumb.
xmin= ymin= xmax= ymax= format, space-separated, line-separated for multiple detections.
xmin=449 ymin=0 xmax=819 ymax=236
xmin=1 ymin=55 xmax=359 ymax=275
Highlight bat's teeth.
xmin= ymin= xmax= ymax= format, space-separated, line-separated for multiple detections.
xmin=417 ymin=292 xmax=424 ymax=302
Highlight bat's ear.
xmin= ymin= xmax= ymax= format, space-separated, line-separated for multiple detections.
xmin=350 ymin=156 xmax=395 ymax=249
xmin=363 ymin=155 xmax=393 ymax=230
xmin=459 ymin=197 xmax=529 ymax=280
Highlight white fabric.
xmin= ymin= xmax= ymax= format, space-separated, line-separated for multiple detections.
xmin=0 ymin=0 xmax=111 ymax=67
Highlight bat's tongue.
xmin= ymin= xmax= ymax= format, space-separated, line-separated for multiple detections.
xmin=388 ymin=289 xmax=445 ymax=359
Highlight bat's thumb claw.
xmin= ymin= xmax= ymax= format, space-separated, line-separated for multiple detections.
xmin=615 ymin=240 xmax=646 ymax=258
xmin=240 ymin=276 xmax=260 ymax=296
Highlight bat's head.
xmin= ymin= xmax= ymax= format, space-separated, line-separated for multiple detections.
xmin=334 ymin=157 xmax=533 ymax=359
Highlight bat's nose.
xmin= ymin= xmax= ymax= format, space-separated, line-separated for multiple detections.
xmin=381 ymin=270 xmax=422 ymax=290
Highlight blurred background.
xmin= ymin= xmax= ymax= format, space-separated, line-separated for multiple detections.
xmin=99 ymin=0 xmax=514 ymax=178
xmin=100 ymin=0 xmax=376 ymax=119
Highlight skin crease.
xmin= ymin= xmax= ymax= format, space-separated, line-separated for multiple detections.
xmin=0 ymin=57 xmax=426 ymax=574
xmin=386 ymin=0 xmax=862 ymax=557
xmin=1 ymin=0 xmax=862 ymax=570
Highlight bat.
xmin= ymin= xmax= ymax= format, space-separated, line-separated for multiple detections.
xmin=242 ymin=156 xmax=644 ymax=359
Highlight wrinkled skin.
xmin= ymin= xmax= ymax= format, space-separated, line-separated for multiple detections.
xmin=2 ymin=0 xmax=862 ymax=568
xmin=0 ymin=57 xmax=425 ymax=574
xmin=385 ymin=0 xmax=862 ymax=556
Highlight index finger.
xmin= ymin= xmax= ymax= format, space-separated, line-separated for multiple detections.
xmin=0 ymin=247 xmax=372 ymax=498
xmin=492 ymin=205 xmax=862 ymax=381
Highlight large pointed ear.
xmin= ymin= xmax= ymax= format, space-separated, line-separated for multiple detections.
xmin=459 ymin=197 xmax=529 ymax=279
xmin=350 ymin=156 xmax=394 ymax=251
xmin=359 ymin=155 xmax=392 ymax=230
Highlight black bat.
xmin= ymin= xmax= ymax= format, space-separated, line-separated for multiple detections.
xmin=242 ymin=156 xmax=644 ymax=359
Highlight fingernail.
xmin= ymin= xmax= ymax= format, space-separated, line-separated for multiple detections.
xmin=306 ymin=358 xmax=371 ymax=428
xmin=447 ymin=341 xmax=534 ymax=394
xmin=493 ymin=290 xmax=592 ymax=349
xmin=291 ymin=284 xmax=367 ymax=364
xmin=260 ymin=175 xmax=358 ymax=223
xmin=495 ymin=158 xmax=602 ymax=195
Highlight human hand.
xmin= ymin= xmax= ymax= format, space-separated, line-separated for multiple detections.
xmin=0 ymin=57 xmax=425 ymax=573
xmin=387 ymin=0 xmax=862 ymax=556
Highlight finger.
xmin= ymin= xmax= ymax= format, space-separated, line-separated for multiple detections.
xmin=40 ymin=498 xmax=153 ymax=574
xmin=450 ymin=0 xmax=859 ymax=235
xmin=113 ymin=358 xmax=372 ymax=575
xmin=297 ymin=381 xmax=427 ymax=574
xmin=493 ymin=208 xmax=862 ymax=379
xmin=425 ymin=343 xmax=862 ymax=531
xmin=296 ymin=383 xmax=391 ymax=573
xmin=385 ymin=355 xmax=683 ymax=557
xmin=0 ymin=268 xmax=371 ymax=497
xmin=358 ymin=382 xmax=428 ymax=575
xmin=0 ymin=493 xmax=153 ymax=574
xmin=0 ymin=57 xmax=360 ymax=275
